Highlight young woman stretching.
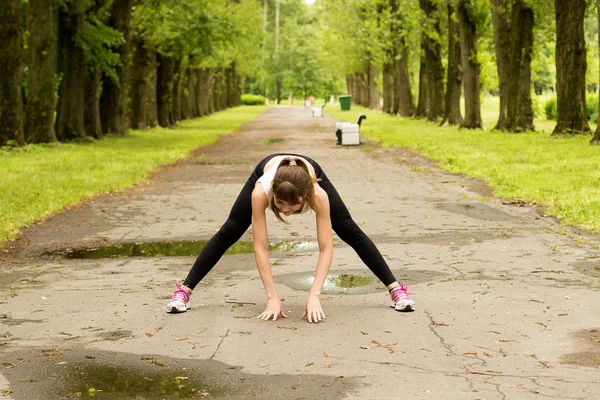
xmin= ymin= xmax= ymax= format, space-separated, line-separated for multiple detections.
xmin=167 ymin=153 xmax=415 ymax=323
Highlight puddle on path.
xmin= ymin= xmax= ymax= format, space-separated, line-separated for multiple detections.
xmin=49 ymin=240 xmax=319 ymax=259
xmin=2 ymin=347 xmax=355 ymax=399
xmin=560 ymin=328 xmax=600 ymax=368
xmin=278 ymin=269 xmax=450 ymax=294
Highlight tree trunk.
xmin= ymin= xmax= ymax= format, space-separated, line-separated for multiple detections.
xmin=275 ymin=0 xmax=281 ymax=104
xmin=99 ymin=0 xmax=133 ymax=135
xmin=262 ymin=0 xmax=268 ymax=97
xmin=197 ymin=68 xmax=211 ymax=116
xmin=382 ymin=61 xmax=394 ymax=114
xmin=0 ymin=0 xmax=25 ymax=147
xmin=129 ymin=37 xmax=156 ymax=130
xmin=368 ymin=62 xmax=380 ymax=110
xmin=440 ymin=4 xmax=462 ymax=126
xmin=506 ymin=1 xmax=534 ymax=132
xmin=591 ymin=0 xmax=600 ymax=143
xmin=25 ymin=0 xmax=56 ymax=144
xmin=186 ymin=66 xmax=197 ymax=119
xmin=457 ymin=0 xmax=483 ymax=129
xmin=56 ymin=0 xmax=87 ymax=141
xmin=490 ymin=0 xmax=511 ymax=130
xmin=420 ymin=0 xmax=445 ymax=121
xmin=157 ymin=53 xmax=175 ymax=128
xmin=553 ymin=0 xmax=590 ymax=135
xmin=171 ymin=58 xmax=182 ymax=124
xmin=346 ymin=74 xmax=355 ymax=100
xmin=415 ymin=55 xmax=429 ymax=118
xmin=84 ymin=70 xmax=103 ymax=139
xmin=393 ymin=44 xmax=415 ymax=117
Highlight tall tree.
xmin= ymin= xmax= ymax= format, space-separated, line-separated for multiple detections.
xmin=368 ymin=62 xmax=380 ymax=109
xmin=275 ymin=0 xmax=281 ymax=104
xmin=553 ymin=0 xmax=590 ymax=135
xmin=457 ymin=0 xmax=483 ymax=129
xmin=56 ymin=0 xmax=87 ymax=141
xmin=100 ymin=0 xmax=134 ymax=135
xmin=592 ymin=0 xmax=600 ymax=144
xmin=420 ymin=0 xmax=445 ymax=121
xmin=415 ymin=54 xmax=429 ymax=118
xmin=26 ymin=0 xmax=57 ymax=144
xmin=393 ymin=42 xmax=415 ymax=117
xmin=0 ymin=0 xmax=25 ymax=147
xmin=506 ymin=0 xmax=534 ymax=132
xmin=490 ymin=0 xmax=510 ymax=130
xmin=262 ymin=0 xmax=268 ymax=97
xmin=440 ymin=3 xmax=462 ymax=126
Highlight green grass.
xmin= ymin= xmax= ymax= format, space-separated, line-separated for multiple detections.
xmin=326 ymin=97 xmax=600 ymax=233
xmin=0 ymin=105 xmax=269 ymax=243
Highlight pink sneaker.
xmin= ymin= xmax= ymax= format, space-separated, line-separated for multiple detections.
xmin=167 ymin=284 xmax=191 ymax=314
xmin=390 ymin=283 xmax=415 ymax=312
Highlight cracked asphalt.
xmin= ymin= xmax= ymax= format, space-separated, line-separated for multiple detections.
xmin=1 ymin=105 xmax=599 ymax=399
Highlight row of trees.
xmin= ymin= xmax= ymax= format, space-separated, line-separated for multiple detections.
xmin=320 ymin=0 xmax=600 ymax=142
xmin=0 ymin=0 xmax=263 ymax=147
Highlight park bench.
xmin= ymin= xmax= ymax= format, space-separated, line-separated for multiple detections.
xmin=311 ymin=103 xmax=326 ymax=117
xmin=335 ymin=114 xmax=366 ymax=146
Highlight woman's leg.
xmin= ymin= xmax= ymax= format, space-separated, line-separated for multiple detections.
xmin=318 ymin=179 xmax=397 ymax=286
xmin=180 ymin=154 xmax=279 ymax=290
xmin=182 ymin=182 xmax=255 ymax=289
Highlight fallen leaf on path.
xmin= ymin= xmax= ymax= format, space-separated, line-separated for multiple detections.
xmin=149 ymin=359 xmax=168 ymax=367
xmin=360 ymin=330 xmax=369 ymax=335
xmin=324 ymin=352 xmax=331 ymax=357
xmin=372 ymin=340 xmax=397 ymax=353
xmin=277 ymin=325 xmax=297 ymax=330
xmin=463 ymin=352 xmax=477 ymax=355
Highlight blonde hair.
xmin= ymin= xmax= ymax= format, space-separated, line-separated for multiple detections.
xmin=269 ymin=158 xmax=317 ymax=223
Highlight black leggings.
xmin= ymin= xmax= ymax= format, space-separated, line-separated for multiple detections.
xmin=183 ymin=153 xmax=397 ymax=289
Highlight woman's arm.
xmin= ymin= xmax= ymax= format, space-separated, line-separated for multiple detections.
xmin=303 ymin=186 xmax=333 ymax=323
xmin=251 ymin=184 xmax=287 ymax=321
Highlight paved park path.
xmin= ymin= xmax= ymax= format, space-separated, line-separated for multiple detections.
xmin=1 ymin=106 xmax=599 ymax=399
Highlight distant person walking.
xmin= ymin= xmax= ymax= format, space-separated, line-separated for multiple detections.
xmin=167 ymin=153 xmax=415 ymax=322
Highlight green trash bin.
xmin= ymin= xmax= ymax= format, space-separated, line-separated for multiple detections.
xmin=338 ymin=94 xmax=352 ymax=111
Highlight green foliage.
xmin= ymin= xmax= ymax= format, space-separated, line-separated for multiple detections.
xmin=83 ymin=15 xmax=123 ymax=82
xmin=587 ymin=95 xmax=598 ymax=123
xmin=0 ymin=106 xmax=268 ymax=243
xmin=241 ymin=94 xmax=266 ymax=105
xmin=544 ymin=97 xmax=557 ymax=120
xmin=544 ymin=96 xmax=598 ymax=122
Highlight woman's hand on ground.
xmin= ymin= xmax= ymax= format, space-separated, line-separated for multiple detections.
xmin=302 ymin=294 xmax=326 ymax=323
xmin=257 ymin=297 xmax=288 ymax=321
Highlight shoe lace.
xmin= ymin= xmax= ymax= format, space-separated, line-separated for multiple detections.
xmin=171 ymin=284 xmax=190 ymax=303
xmin=390 ymin=284 xmax=410 ymax=303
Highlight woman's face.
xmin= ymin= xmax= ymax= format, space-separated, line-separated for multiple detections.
xmin=274 ymin=197 xmax=304 ymax=215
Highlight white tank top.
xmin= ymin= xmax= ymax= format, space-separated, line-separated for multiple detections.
xmin=257 ymin=165 xmax=312 ymax=214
